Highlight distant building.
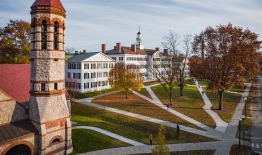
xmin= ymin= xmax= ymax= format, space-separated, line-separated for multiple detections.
xmin=102 ymin=29 xmax=164 ymax=80
xmin=176 ymin=55 xmax=190 ymax=77
xmin=65 ymin=51 xmax=115 ymax=93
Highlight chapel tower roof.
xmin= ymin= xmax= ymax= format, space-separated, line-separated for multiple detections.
xmin=31 ymin=0 xmax=64 ymax=10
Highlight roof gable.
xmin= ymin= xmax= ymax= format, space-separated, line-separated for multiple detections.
xmin=67 ymin=52 xmax=115 ymax=62
xmin=83 ymin=52 xmax=115 ymax=62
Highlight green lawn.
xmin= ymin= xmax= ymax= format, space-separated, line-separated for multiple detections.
xmin=70 ymin=129 xmax=130 ymax=155
xmin=205 ymin=89 xmax=243 ymax=123
xmin=137 ymin=88 xmax=152 ymax=99
xmin=74 ymin=88 xmax=114 ymax=99
xmin=92 ymin=91 xmax=202 ymax=129
xmin=151 ymin=85 xmax=217 ymax=128
xmin=71 ymin=102 xmax=216 ymax=154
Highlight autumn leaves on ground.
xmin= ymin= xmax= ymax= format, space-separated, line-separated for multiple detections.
xmin=70 ymin=81 xmax=246 ymax=154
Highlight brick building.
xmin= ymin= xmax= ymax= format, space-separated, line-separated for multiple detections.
xmin=0 ymin=0 xmax=73 ymax=154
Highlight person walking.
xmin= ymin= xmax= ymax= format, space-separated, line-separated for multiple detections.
xmin=149 ymin=134 xmax=153 ymax=145
xmin=202 ymin=91 xmax=204 ymax=95
xmin=167 ymin=104 xmax=170 ymax=111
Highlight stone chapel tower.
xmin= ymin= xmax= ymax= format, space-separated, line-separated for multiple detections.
xmin=29 ymin=0 xmax=73 ymax=154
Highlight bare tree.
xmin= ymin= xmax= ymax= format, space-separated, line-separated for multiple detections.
xmin=65 ymin=47 xmax=75 ymax=54
xmin=176 ymin=35 xmax=192 ymax=96
xmin=140 ymin=31 xmax=180 ymax=105
xmin=140 ymin=31 xmax=192 ymax=105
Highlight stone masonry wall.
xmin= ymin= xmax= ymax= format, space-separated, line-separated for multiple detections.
xmin=0 ymin=92 xmax=27 ymax=125
xmin=29 ymin=94 xmax=69 ymax=123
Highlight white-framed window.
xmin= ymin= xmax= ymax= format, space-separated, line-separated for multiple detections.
xmin=103 ymin=63 xmax=108 ymax=68
xmin=91 ymin=82 xmax=97 ymax=88
xmin=84 ymin=82 xmax=89 ymax=89
xmin=77 ymin=63 xmax=81 ymax=69
xmin=119 ymin=57 xmax=123 ymax=61
xmin=91 ymin=63 xmax=96 ymax=69
xmin=97 ymin=72 xmax=102 ymax=78
xmin=67 ymin=72 xmax=71 ymax=78
xmin=97 ymin=63 xmax=102 ymax=69
xmin=84 ymin=63 xmax=89 ymax=69
xmin=103 ymin=72 xmax=108 ymax=77
xmin=91 ymin=72 xmax=96 ymax=78
xmin=84 ymin=73 xmax=89 ymax=79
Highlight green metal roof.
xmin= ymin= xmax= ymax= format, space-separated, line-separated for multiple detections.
xmin=66 ymin=52 xmax=99 ymax=62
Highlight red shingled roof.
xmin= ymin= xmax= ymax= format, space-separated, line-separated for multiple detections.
xmin=0 ymin=65 xmax=30 ymax=103
xmin=31 ymin=0 xmax=64 ymax=10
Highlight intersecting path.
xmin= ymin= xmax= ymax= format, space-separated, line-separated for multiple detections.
xmin=72 ymin=83 xmax=252 ymax=155
xmin=193 ymin=79 xmax=228 ymax=132
xmin=72 ymin=98 xmax=222 ymax=140
xmin=133 ymin=88 xmax=220 ymax=134
xmin=72 ymin=126 xmax=145 ymax=146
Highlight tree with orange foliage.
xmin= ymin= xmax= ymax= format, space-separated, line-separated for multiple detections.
xmin=108 ymin=62 xmax=143 ymax=99
xmin=192 ymin=23 xmax=261 ymax=110
xmin=0 ymin=20 xmax=31 ymax=64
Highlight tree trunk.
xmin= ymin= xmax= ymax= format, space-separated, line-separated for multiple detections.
xmin=180 ymin=86 xmax=184 ymax=96
xmin=169 ymin=88 xmax=172 ymax=105
xmin=219 ymin=91 xmax=223 ymax=110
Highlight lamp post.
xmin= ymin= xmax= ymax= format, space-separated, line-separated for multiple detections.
xmin=238 ymin=118 xmax=242 ymax=149
xmin=244 ymin=97 xmax=247 ymax=119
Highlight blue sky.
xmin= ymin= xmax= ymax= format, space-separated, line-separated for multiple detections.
xmin=0 ymin=0 xmax=261 ymax=52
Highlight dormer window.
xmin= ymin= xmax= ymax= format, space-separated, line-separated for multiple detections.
xmin=41 ymin=20 xmax=47 ymax=49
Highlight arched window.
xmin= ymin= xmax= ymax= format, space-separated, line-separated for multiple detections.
xmin=54 ymin=22 xmax=59 ymax=50
xmin=41 ymin=20 xmax=47 ymax=49
xmin=52 ymin=138 xmax=60 ymax=144
xmin=5 ymin=144 xmax=31 ymax=155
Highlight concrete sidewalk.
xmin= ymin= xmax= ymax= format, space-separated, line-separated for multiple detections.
xmin=72 ymin=98 xmax=222 ymax=140
xmin=194 ymin=79 xmax=228 ymax=132
xmin=73 ymin=82 xmax=251 ymax=155
xmin=214 ymin=83 xmax=252 ymax=155
xmin=133 ymin=89 xmax=220 ymax=135
xmin=81 ymin=141 xmax=222 ymax=155
xmin=72 ymin=126 xmax=145 ymax=146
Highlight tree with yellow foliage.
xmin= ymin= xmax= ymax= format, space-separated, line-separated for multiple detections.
xmin=108 ymin=62 xmax=143 ymax=99
xmin=151 ymin=125 xmax=170 ymax=155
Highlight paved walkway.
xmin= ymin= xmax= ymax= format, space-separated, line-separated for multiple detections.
xmin=72 ymin=126 xmax=145 ymax=146
xmin=83 ymin=141 xmax=221 ymax=155
xmin=73 ymin=83 xmax=252 ymax=155
xmin=193 ymin=79 xmax=228 ymax=132
xmin=133 ymin=88 xmax=221 ymax=135
xmin=214 ymin=83 xmax=252 ymax=155
xmin=72 ymin=98 xmax=222 ymax=140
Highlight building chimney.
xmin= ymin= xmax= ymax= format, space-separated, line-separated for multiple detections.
xmin=75 ymin=51 xmax=79 ymax=55
xmin=83 ymin=50 xmax=86 ymax=53
xmin=131 ymin=44 xmax=136 ymax=52
xmin=102 ymin=44 xmax=106 ymax=53
xmin=155 ymin=47 xmax=160 ymax=51
xmin=163 ymin=49 xmax=168 ymax=55
xmin=116 ymin=42 xmax=121 ymax=53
